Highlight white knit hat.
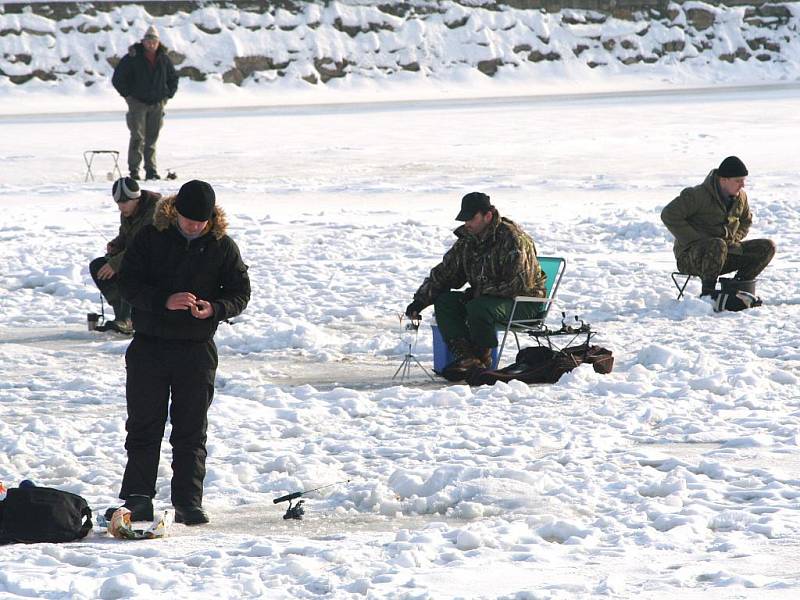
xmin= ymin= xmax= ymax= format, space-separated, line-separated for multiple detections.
xmin=143 ymin=25 xmax=159 ymax=40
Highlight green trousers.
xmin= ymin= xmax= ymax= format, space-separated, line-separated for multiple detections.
xmin=433 ymin=291 xmax=542 ymax=348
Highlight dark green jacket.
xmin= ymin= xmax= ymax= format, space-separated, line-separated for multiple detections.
xmin=106 ymin=190 xmax=160 ymax=272
xmin=661 ymin=170 xmax=752 ymax=259
xmin=414 ymin=209 xmax=546 ymax=307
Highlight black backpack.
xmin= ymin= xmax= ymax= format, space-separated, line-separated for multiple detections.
xmin=714 ymin=278 xmax=762 ymax=312
xmin=0 ymin=487 xmax=93 ymax=544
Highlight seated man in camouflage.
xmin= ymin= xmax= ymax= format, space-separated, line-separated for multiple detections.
xmin=88 ymin=177 xmax=160 ymax=333
xmin=661 ymin=156 xmax=776 ymax=300
xmin=406 ymin=192 xmax=546 ymax=381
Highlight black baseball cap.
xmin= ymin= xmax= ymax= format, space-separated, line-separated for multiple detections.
xmin=456 ymin=192 xmax=491 ymax=221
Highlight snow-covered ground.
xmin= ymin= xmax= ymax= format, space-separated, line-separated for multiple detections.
xmin=1 ymin=84 xmax=799 ymax=599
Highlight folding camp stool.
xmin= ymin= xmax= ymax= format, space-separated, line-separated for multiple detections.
xmin=670 ymin=272 xmax=697 ymax=300
xmin=84 ymin=150 xmax=122 ymax=182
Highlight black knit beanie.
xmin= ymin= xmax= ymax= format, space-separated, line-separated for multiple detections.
xmin=718 ymin=156 xmax=748 ymax=178
xmin=175 ymin=180 xmax=215 ymax=221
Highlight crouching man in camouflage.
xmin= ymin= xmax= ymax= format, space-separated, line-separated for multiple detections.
xmin=661 ymin=156 xmax=775 ymax=300
xmin=406 ymin=192 xmax=546 ymax=381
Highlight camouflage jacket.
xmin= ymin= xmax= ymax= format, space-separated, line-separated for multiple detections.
xmin=661 ymin=170 xmax=752 ymax=259
xmin=106 ymin=190 xmax=160 ymax=272
xmin=413 ymin=209 xmax=546 ymax=307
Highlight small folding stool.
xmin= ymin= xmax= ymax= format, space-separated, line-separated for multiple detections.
xmin=84 ymin=150 xmax=122 ymax=182
xmin=670 ymin=272 xmax=697 ymax=300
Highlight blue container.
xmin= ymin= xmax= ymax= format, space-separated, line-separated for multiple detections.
xmin=431 ymin=323 xmax=498 ymax=373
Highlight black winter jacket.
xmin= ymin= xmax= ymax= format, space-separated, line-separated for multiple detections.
xmin=120 ymin=196 xmax=250 ymax=342
xmin=112 ymin=43 xmax=178 ymax=105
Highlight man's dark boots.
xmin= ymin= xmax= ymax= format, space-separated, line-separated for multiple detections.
xmin=104 ymin=494 xmax=153 ymax=521
xmin=475 ymin=347 xmax=493 ymax=369
xmin=442 ymin=338 xmax=481 ymax=382
xmin=700 ymin=278 xmax=717 ymax=298
xmin=174 ymin=505 xmax=210 ymax=526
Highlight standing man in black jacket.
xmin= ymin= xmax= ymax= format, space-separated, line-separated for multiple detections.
xmin=106 ymin=180 xmax=250 ymax=526
xmin=112 ymin=25 xmax=178 ymax=181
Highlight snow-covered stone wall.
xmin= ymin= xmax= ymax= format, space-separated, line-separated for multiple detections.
xmin=0 ymin=1 xmax=798 ymax=87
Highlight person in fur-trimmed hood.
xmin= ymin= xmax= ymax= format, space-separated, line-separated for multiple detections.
xmin=109 ymin=180 xmax=250 ymax=527
xmin=112 ymin=25 xmax=178 ymax=181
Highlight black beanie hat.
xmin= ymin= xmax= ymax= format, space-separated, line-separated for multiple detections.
xmin=456 ymin=192 xmax=492 ymax=221
xmin=175 ymin=180 xmax=215 ymax=221
xmin=718 ymin=156 xmax=748 ymax=178
xmin=112 ymin=177 xmax=141 ymax=202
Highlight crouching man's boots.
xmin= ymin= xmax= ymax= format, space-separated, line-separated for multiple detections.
xmin=442 ymin=338 xmax=482 ymax=382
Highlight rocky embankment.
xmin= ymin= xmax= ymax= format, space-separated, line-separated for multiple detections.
xmin=0 ymin=1 xmax=798 ymax=87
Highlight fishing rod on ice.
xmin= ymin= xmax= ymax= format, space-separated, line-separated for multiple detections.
xmin=272 ymin=479 xmax=352 ymax=520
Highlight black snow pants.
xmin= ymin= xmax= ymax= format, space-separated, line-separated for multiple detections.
xmin=119 ymin=334 xmax=217 ymax=507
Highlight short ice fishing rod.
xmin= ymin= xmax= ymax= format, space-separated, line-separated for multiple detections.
xmin=273 ymin=479 xmax=351 ymax=520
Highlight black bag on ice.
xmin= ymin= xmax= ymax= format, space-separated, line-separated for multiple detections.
xmin=714 ymin=278 xmax=762 ymax=312
xmin=468 ymin=344 xmax=614 ymax=386
xmin=0 ymin=487 xmax=93 ymax=544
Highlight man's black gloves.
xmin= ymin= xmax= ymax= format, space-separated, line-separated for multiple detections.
xmin=405 ymin=300 xmax=425 ymax=319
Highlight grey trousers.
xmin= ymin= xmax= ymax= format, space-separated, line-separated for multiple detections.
xmin=125 ymin=97 xmax=165 ymax=175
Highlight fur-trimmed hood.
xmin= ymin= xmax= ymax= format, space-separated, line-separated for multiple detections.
xmin=153 ymin=194 xmax=228 ymax=240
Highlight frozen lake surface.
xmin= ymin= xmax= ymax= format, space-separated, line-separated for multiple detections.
xmin=0 ymin=85 xmax=799 ymax=599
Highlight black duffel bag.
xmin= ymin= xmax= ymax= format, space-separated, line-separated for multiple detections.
xmin=714 ymin=278 xmax=762 ymax=312
xmin=0 ymin=487 xmax=93 ymax=544
xmin=468 ymin=344 xmax=614 ymax=386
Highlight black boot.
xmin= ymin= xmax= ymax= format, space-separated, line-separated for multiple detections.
xmin=442 ymin=338 xmax=481 ymax=382
xmin=174 ymin=505 xmax=210 ymax=526
xmin=474 ymin=347 xmax=493 ymax=369
xmin=104 ymin=494 xmax=153 ymax=521
xmin=699 ymin=278 xmax=717 ymax=297
xmin=145 ymin=169 xmax=161 ymax=181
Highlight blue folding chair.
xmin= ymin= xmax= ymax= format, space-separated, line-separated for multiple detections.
xmin=496 ymin=256 xmax=566 ymax=367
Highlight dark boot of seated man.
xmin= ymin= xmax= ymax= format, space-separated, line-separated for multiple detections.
xmin=474 ymin=347 xmax=493 ymax=369
xmin=442 ymin=338 xmax=482 ymax=381
xmin=700 ymin=278 xmax=717 ymax=298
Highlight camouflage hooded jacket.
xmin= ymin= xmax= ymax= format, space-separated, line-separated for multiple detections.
xmin=661 ymin=170 xmax=752 ymax=259
xmin=413 ymin=208 xmax=546 ymax=307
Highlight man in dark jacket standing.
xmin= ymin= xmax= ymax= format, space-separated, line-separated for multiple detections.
xmin=661 ymin=156 xmax=776 ymax=298
xmin=406 ymin=192 xmax=546 ymax=381
xmin=112 ymin=25 xmax=178 ymax=181
xmin=106 ymin=180 xmax=250 ymax=526
xmin=88 ymin=177 xmax=161 ymax=334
